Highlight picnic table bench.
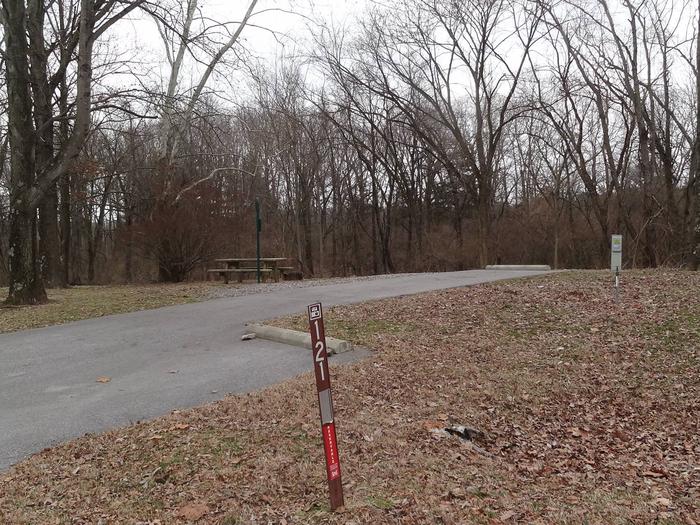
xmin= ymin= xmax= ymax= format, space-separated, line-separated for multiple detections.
xmin=207 ymin=258 xmax=294 ymax=284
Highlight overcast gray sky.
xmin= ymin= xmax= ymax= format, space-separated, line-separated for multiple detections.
xmin=115 ymin=1 xmax=365 ymax=62
xmin=99 ymin=0 xmax=366 ymax=103
xmin=97 ymin=0 xmax=696 ymax=110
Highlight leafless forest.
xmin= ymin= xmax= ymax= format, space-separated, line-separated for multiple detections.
xmin=0 ymin=0 xmax=699 ymax=304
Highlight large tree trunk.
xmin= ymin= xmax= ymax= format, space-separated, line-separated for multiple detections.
xmin=7 ymin=206 xmax=47 ymax=305
xmin=3 ymin=0 xmax=47 ymax=304
xmin=28 ymin=0 xmax=62 ymax=287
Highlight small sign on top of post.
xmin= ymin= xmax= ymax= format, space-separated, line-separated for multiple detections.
xmin=307 ymin=302 xmax=344 ymax=511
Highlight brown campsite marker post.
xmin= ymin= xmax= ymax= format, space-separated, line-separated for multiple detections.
xmin=307 ymin=302 xmax=344 ymax=511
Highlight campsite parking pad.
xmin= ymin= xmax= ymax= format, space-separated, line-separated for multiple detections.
xmin=0 ymin=269 xmax=547 ymax=470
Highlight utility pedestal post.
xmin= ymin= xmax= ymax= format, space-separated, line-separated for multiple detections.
xmin=611 ymin=235 xmax=622 ymax=302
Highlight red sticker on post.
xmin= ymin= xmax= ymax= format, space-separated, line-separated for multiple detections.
xmin=308 ymin=303 xmax=344 ymax=510
xmin=323 ymin=423 xmax=341 ymax=480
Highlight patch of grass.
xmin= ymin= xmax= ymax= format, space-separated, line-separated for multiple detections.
xmin=159 ymin=450 xmax=186 ymax=469
xmin=287 ymin=430 xmax=314 ymax=457
xmin=368 ymin=495 xmax=394 ymax=510
xmin=204 ymin=434 xmax=244 ymax=458
xmin=294 ymin=501 xmax=331 ymax=520
xmin=641 ymin=307 xmax=700 ymax=350
xmin=0 ymin=282 xmax=220 ymax=334
xmin=327 ymin=317 xmax=416 ymax=342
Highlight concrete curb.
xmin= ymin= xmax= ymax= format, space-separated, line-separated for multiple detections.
xmin=246 ymin=324 xmax=353 ymax=355
xmin=485 ymin=265 xmax=551 ymax=271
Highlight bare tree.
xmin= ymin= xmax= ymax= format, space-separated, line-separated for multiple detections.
xmin=321 ymin=0 xmax=542 ymax=266
xmin=1 ymin=0 xmax=147 ymax=304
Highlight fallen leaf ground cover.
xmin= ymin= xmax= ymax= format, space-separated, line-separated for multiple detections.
xmin=0 ymin=270 xmax=698 ymax=524
xmin=0 ymin=283 xmax=220 ymax=334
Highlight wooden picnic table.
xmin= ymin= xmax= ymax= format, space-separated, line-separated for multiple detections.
xmin=215 ymin=257 xmax=287 ymax=267
xmin=209 ymin=257 xmax=290 ymax=283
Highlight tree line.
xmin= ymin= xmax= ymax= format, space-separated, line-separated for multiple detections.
xmin=1 ymin=0 xmax=698 ymax=305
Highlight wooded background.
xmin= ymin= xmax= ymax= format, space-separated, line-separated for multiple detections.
xmin=1 ymin=0 xmax=698 ymax=304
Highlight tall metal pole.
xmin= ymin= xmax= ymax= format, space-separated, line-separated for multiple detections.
xmin=255 ymin=197 xmax=261 ymax=284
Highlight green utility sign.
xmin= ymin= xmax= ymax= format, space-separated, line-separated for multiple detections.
xmin=610 ymin=235 xmax=622 ymax=273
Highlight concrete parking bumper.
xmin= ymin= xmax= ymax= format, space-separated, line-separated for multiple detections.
xmin=246 ymin=324 xmax=353 ymax=355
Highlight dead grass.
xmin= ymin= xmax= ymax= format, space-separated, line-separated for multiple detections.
xmin=0 ymin=282 xmax=221 ymax=334
xmin=0 ymin=270 xmax=698 ymax=524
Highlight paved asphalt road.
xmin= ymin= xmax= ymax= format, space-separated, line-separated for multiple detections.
xmin=0 ymin=269 xmax=549 ymax=470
